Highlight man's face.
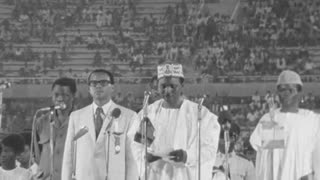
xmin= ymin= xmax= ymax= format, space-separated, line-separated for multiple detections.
xmin=52 ymin=85 xmax=74 ymax=110
xmin=218 ymin=134 xmax=237 ymax=154
xmin=277 ymin=84 xmax=301 ymax=107
xmin=88 ymin=72 xmax=114 ymax=101
xmin=0 ymin=144 xmax=16 ymax=166
xmin=158 ymin=77 xmax=183 ymax=105
xmin=17 ymin=145 xmax=30 ymax=164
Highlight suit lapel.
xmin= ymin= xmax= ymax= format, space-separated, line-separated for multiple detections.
xmin=82 ymin=104 xmax=96 ymax=143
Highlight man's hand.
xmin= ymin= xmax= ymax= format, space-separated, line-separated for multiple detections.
xmin=145 ymin=152 xmax=161 ymax=163
xmin=299 ymin=173 xmax=314 ymax=180
xmin=169 ymin=149 xmax=187 ymax=163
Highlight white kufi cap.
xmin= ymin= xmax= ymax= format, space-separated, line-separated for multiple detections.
xmin=157 ymin=64 xmax=184 ymax=79
xmin=276 ymin=70 xmax=303 ymax=86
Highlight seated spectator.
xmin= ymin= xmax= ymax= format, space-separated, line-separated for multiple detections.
xmin=252 ymin=91 xmax=261 ymax=105
xmin=87 ymin=34 xmax=96 ymax=50
xmin=96 ymin=10 xmax=104 ymax=28
xmin=3 ymin=45 xmax=15 ymax=60
xmin=15 ymin=47 xmax=23 ymax=61
xmin=93 ymin=50 xmax=103 ymax=67
xmin=106 ymin=11 xmax=112 ymax=26
xmin=73 ymin=29 xmax=83 ymax=45
xmin=304 ymin=59 xmax=314 ymax=74
xmin=96 ymin=33 xmax=105 ymax=49
xmin=0 ymin=134 xmax=33 ymax=180
xmin=17 ymin=132 xmax=41 ymax=178
xmin=246 ymin=109 xmax=259 ymax=124
xmin=81 ymin=69 xmax=90 ymax=80
xmin=114 ymin=92 xmax=124 ymax=104
xmin=65 ymin=68 xmax=75 ymax=78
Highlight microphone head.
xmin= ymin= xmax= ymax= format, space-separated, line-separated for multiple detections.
xmin=59 ymin=103 xmax=67 ymax=110
xmin=5 ymin=82 xmax=11 ymax=88
xmin=111 ymin=108 xmax=121 ymax=119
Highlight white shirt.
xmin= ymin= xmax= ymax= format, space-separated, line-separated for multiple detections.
xmin=0 ymin=166 xmax=33 ymax=180
xmin=92 ymin=100 xmax=113 ymax=119
xmin=212 ymin=152 xmax=255 ymax=180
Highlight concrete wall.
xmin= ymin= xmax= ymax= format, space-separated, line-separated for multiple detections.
xmin=2 ymin=82 xmax=319 ymax=98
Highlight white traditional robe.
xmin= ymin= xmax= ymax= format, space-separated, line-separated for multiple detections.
xmin=250 ymin=109 xmax=319 ymax=180
xmin=128 ymin=99 xmax=220 ymax=180
xmin=313 ymin=120 xmax=320 ymax=180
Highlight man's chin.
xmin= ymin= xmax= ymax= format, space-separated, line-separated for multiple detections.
xmin=0 ymin=159 xmax=8 ymax=165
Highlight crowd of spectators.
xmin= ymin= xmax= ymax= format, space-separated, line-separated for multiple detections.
xmin=192 ymin=0 xmax=320 ymax=79
xmin=1 ymin=0 xmax=320 ymax=79
xmin=8 ymin=0 xmax=91 ymax=44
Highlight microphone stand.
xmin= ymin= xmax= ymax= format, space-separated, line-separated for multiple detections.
xmin=104 ymin=111 xmax=122 ymax=180
xmin=142 ymin=91 xmax=151 ymax=180
xmin=49 ymin=110 xmax=55 ymax=180
xmin=30 ymin=109 xmax=53 ymax=180
xmin=105 ymin=130 xmax=111 ymax=180
xmin=105 ymin=117 xmax=114 ymax=180
xmin=197 ymin=96 xmax=205 ymax=180
xmin=268 ymin=95 xmax=276 ymax=180
xmin=224 ymin=128 xmax=230 ymax=180
xmin=30 ymin=109 xmax=42 ymax=168
xmin=72 ymin=140 xmax=77 ymax=180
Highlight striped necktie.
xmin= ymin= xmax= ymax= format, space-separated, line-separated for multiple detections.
xmin=95 ymin=107 xmax=104 ymax=138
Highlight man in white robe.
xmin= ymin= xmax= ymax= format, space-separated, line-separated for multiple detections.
xmin=250 ymin=70 xmax=319 ymax=180
xmin=313 ymin=123 xmax=320 ymax=180
xmin=128 ymin=63 xmax=220 ymax=180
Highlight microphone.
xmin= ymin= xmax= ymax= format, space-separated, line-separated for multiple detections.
xmin=39 ymin=103 xmax=67 ymax=111
xmin=111 ymin=108 xmax=121 ymax=119
xmin=0 ymin=82 xmax=11 ymax=90
xmin=73 ymin=126 xmax=89 ymax=141
xmin=111 ymin=108 xmax=122 ymax=154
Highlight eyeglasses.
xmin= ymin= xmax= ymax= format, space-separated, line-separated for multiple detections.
xmin=88 ymin=80 xmax=111 ymax=87
xmin=277 ymin=87 xmax=296 ymax=93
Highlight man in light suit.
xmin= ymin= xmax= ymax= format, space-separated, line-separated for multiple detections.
xmin=62 ymin=69 xmax=138 ymax=180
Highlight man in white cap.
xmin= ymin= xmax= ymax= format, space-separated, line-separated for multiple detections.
xmin=250 ymin=70 xmax=320 ymax=180
xmin=313 ymin=133 xmax=320 ymax=180
xmin=128 ymin=63 xmax=221 ymax=180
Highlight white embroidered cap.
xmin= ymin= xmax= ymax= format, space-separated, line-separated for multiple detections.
xmin=157 ymin=64 xmax=184 ymax=79
xmin=276 ymin=70 xmax=303 ymax=86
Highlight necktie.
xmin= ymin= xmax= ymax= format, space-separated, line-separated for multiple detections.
xmin=95 ymin=107 xmax=104 ymax=138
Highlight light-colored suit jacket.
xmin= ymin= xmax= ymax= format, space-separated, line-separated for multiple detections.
xmin=61 ymin=100 xmax=138 ymax=180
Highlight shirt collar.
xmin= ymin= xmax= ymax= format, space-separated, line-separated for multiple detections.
xmin=217 ymin=151 xmax=236 ymax=158
xmin=93 ymin=100 xmax=113 ymax=115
